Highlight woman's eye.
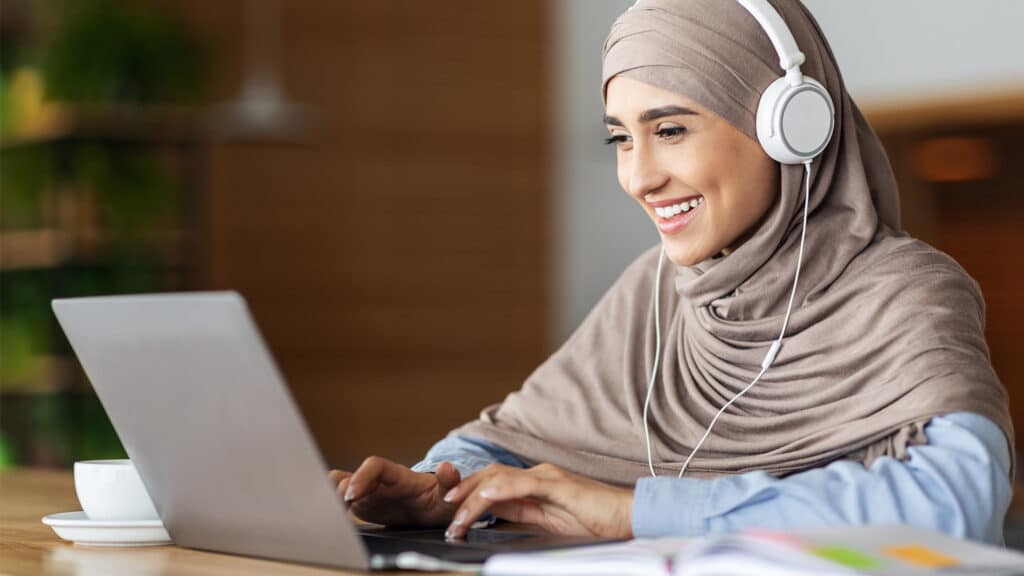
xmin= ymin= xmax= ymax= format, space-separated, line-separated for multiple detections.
xmin=656 ymin=126 xmax=686 ymax=138
xmin=603 ymin=127 xmax=683 ymax=147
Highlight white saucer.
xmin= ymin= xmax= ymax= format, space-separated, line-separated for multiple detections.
xmin=42 ymin=511 xmax=172 ymax=547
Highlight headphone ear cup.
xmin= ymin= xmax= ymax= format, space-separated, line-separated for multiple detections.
xmin=755 ymin=76 xmax=834 ymax=165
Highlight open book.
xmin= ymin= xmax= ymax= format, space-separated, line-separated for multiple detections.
xmin=482 ymin=525 xmax=1024 ymax=576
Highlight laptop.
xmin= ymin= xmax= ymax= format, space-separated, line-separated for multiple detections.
xmin=52 ymin=292 xmax=610 ymax=571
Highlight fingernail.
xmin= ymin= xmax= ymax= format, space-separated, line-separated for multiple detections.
xmin=479 ymin=488 xmax=496 ymax=499
xmin=443 ymin=489 xmax=457 ymax=503
xmin=452 ymin=510 xmax=466 ymax=526
xmin=444 ymin=529 xmax=455 ymax=540
xmin=343 ymin=485 xmax=356 ymax=502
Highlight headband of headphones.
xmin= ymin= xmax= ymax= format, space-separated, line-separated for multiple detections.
xmin=625 ymin=0 xmax=834 ymax=164
xmin=631 ymin=0 xmax=807 ymax=84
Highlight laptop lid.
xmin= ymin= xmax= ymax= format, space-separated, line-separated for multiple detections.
xmin=52 ymin=292 xmax=370 ymax=570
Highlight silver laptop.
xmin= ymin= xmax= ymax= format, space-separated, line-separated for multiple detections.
xmin=52 ymin=292 xmax=606 ymax=571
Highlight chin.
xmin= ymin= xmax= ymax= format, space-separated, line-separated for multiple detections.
xmin=662 ymin=240 xmax=708 ymax=267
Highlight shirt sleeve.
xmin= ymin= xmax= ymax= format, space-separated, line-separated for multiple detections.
xmin=631 ymin=411 xmax=1013 ymax=544
xmin=410 ymin=435 xmax=527 ymax=478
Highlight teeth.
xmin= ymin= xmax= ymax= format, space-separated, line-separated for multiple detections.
xmin=653 ymin=197 xmax=703 ymax=219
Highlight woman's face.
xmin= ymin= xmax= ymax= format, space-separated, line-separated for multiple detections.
xmin=604 ymin=76 xmax=779 ymax=266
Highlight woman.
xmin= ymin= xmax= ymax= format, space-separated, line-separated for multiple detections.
xmin=330 ymin=0 xmax=1014 ymax=544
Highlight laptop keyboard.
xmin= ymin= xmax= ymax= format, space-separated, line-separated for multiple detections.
xmin=359 ymin=527 xmax=616 ymax=569
xmin=362 ymin=527 xmax=538 ymax=548
xmin=360 ymin=529 xmax=516 ymax=566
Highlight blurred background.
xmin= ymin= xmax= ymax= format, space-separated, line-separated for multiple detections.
xmin=0 ymin=0 xmax=1021 ymax=538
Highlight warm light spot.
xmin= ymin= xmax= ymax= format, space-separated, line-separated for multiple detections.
xmin=7 ymin=66 xmax=63 ymax=137
xmin=913 ymin=137 xmax=998 ymax=182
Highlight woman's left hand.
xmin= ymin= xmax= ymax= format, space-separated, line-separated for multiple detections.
xmin=440 ymin=463 xmax=634 ymax=540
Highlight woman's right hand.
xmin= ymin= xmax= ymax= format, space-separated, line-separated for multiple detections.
xmin=328 ymin=456 xmax=462 ymax=527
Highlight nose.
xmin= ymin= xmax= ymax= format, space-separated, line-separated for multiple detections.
xmin=627 ymin=144 xmax=668 ymax=199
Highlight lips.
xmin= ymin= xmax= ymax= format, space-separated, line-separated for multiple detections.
xmin=646 ymin=194 xmax=702 ymax=208
xmin=652 ymin=197 xmax=703 ymax=235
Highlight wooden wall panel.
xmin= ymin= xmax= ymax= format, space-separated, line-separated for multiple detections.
xmin=167 ymin=1 xmax=549 ymax=469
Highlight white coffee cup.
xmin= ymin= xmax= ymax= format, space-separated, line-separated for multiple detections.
xmin=74 ymin=459 xmax=160 ymax=521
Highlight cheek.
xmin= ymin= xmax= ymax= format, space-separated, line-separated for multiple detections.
xmin=742 ymin=158 xmax=779 ymax=218
xmin=716 ymin=157 xmax=778 ymax=236
xmin=699 ymin=145 xmax=775 ymax=238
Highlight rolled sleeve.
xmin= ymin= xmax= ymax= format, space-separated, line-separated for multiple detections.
xmin=410 ymin=435 xmax=527 ymax=478
xmin=632 ymin=475 xmax=712 ymax=538
xmin=628 ymin=412 xmax=1012 ymax=544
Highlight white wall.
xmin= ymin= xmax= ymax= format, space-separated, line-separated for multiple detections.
xmin=548 ymin=0 xmax=1024 ymax=347
xmin=802 ymin=0 xmax=1024 ymax=106
xmin=548 ymin=0 xmax=652 ymax=347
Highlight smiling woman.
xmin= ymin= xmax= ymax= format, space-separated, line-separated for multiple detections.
xmin=331 ymin=0 xmax=1015 ymax=546
xmin=602 ymin=79 xmax=779 ymax=265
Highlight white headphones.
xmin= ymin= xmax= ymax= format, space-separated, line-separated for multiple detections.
xmin=636 ymin=0 xmax=835 ymax=478
xmin=738 ymin=0 xmax=835 ymax=164
xmin=627 ymin=0 xmax=834 ymax=165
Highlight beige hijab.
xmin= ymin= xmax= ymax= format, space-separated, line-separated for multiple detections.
xmin=453 ymin=0 xmax=1014 ymax=485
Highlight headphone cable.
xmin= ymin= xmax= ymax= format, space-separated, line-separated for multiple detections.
xmin=644 ymin=160 xmax=813 ymax=478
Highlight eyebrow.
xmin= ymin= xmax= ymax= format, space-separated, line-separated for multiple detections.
xmin=603 ymin=105 xmax=698 ymax=126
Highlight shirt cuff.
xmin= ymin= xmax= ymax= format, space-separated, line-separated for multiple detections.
xmin=631 ymin=476 xmax=712 ymax=538
xmin=410 ymin=457 xmax=491 ymax=479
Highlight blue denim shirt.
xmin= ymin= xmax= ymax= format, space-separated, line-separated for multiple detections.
xmin=411 ymin=412 xmax=1012 ymax=544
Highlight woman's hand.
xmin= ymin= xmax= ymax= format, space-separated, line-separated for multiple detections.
xmin=440 ymin=463 xmax=634 ymax=540
xmin=328 ymin=456 xmax=462 ymax=527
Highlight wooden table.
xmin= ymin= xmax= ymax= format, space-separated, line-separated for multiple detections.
xmin=0 ymin=468 xmax=463 ymax=576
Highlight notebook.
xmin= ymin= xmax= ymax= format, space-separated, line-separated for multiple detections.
xmin=482 ymin=525 xmax=1024 ymax=576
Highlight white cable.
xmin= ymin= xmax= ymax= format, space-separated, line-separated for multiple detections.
xmin=675 ymin=160 xmax=813 ymax=478
xmin=642 ymin=245 xmax=667 ymax=477
xmin=644 ymin=161 xmax=814 ymax=478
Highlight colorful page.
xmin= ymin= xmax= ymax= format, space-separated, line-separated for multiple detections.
xmin=674 ymin=525 xmax=1024 ymax=576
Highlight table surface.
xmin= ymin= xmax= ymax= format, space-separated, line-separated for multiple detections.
xmin=7 ymin=467 xmax=1024 ymax=575
xmin=0 ymin=468 xmax=463 ymax=576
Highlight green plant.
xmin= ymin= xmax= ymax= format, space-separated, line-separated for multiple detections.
xmin=0 ymin=69 xmax=10 ymax=136
xmin=0 ymin=430 xmax=18 ymax=470
xmin=73 ymin=145 xmax=177 ymax=237
xmin=0 ymin=147 xmax=52 ymax=228
xmin=43 ymin=0 xmax=207 ymax=105
xmin=0 ymin=271 xmax=53 ymax=387
xmin=0 ymin=0 xmax=207 ymax=468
